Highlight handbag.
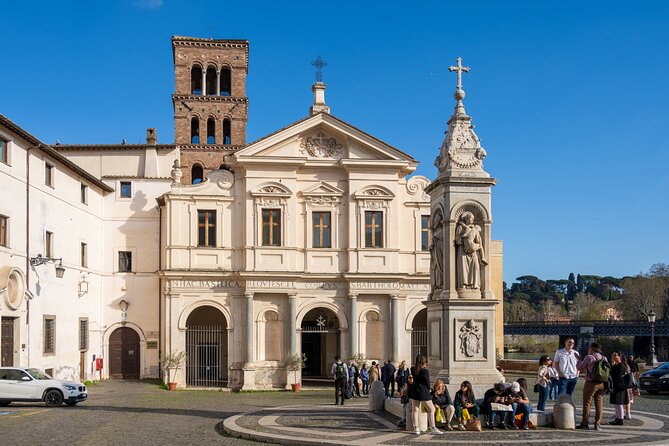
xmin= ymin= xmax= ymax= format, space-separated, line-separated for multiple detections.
xmin=461 ymin=408 xmax=470 ymax=421
xmin=533 ymin=383 xmax=540 ymax=393
xmin=465 ymin=418 xmax=482 ymax=432
xmin=435 ymin=406 xmax=443 ymax=423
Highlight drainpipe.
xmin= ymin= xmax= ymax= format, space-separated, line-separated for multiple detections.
xmin=25 ymin=144 xmax=39 ymax=367
xmin=158 ymin=203 xmax=162 ymax=380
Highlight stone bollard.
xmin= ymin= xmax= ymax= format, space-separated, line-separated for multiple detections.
xmin=552 ymin=394 xmax=575 ymax=429
xmin=368 ymin=380 xmax=386 ymax=411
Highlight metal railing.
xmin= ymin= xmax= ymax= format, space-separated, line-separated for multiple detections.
xmin=186 ymin=324 xmax=227 ymax=388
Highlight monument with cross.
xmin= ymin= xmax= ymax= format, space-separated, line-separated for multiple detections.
xmin=309 ymin=56 xmax=330 ymax=115
xmin=425 ymin=57 xmax=503 ymax=394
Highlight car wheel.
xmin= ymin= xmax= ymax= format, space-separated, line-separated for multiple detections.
xmin=0 ymin=402 xmax=11 ymax=406
xmin=647 ymin=390 xmax=660 ymax=395
xmin=44 ymin=389 xmax=64 ymax=407
xmin=65 ymin=401 xmax=78 ymax=406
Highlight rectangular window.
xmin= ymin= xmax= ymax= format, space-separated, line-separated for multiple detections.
xmin=312 ymin=212 xmax=331 ymax=248
xmin=262 ymin=209 xmax=281 ymax=246
xmin=197 ymin=210 xmax=216 ymax=247
xmin=81 ymin=242 xmax=87 ymax=268
xmin=43 ymin=316 xmax=56 ymax=354
xmin=81 ymin=183 xmax=88 ymax=204
xmin=45 ymin=231 xmax=53 ymax=257
xmin=45 ymin=162 xmax=54 ymax=187
xmin=0 ymin=138 xmax=7 ymax=164
xmin=364 ymin=211 xmax=383 ymax=248
xmin=0 ymin=215 xmax=7 ymax=247
xmin=421 ymin=215 xmax=431 ymax=251
xmin=79 ymin=318 xmax=89 ymax=351
xmin=120 ymin=181 xmax=132 ymax=198
xmin=118 ymin=251 xmax=132 ymax=272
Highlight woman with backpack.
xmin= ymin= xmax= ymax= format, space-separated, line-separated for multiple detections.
xmin=575 ymin=342 xmax=609 ymax=430
xmin=609 ymin=352 xmax=630 ymax=425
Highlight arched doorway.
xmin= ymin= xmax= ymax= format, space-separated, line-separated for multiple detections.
xmin=185 ymin=306 xmax=228 ymax=387
xmin=109 ymin=327 xmax=140 ymax=379
xmin=411 ymin=308 xmax=427 ymax=361
xmin=301 ymin=308 xmax=340 ymax=378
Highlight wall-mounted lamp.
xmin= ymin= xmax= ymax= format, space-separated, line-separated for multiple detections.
xmin=78 ymin=273 xmax=89 ymax=297
xmin=119 ymin=299 xmax=129 ymax=324
xmin=30 ymin=254 xmax=65 ymax=278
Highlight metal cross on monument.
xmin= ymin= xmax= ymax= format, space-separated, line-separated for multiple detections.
xmin=311 ymin=56 xmax=327 ymax=83
xmin=449 ymin=57 xmax=470 ymax=90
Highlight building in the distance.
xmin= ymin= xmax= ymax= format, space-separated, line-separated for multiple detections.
xmin=0 ymin=36 xmax=503 ymax=389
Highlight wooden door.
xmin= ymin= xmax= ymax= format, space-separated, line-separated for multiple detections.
xmin=109 ymin=327 xmax=140 ymax=379
xmin=1 ymin=317 xmax=14 ymax=366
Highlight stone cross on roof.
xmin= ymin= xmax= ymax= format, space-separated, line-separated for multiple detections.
xmin=311 ymin=56 xmax=327 ymax=83
xmin=449 ymin=57 xmax=470 ymax=91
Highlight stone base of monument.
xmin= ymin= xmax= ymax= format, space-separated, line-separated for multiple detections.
xmin=368 ymin=380 xmax=386 ymax=412
xmin=435 ymin=371 xmax=504 ymax=400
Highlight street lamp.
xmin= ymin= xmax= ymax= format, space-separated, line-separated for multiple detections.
xmin=29 ymin=254 xmax=65 ymax=278
xmin=648 ymin=310 xmax=658 ymax=367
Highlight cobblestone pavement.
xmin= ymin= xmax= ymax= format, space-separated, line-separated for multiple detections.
xmin=2 ymin=378 xmax=669 ymax=446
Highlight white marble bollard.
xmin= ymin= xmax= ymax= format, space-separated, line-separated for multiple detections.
xmin=552 ymin=394 xmax=576 ymax=429
xmin=368 ymin=380 xmax=386 ymax=411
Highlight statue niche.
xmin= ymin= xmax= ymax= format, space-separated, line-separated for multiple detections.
xmin=454 ymin=210 xmax=487 ymax=291
xmin=429 ymin=211 xmax=444 ymax=291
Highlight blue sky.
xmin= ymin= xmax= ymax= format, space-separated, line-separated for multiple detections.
xmin=2 ymin=0 xmax=668 ymax=284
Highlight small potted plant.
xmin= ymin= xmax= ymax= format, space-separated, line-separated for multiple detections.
xmin=161 ymin=350 xmax=187 ymax=390
xmin=284 ymin=352 xmax=307 ymax=392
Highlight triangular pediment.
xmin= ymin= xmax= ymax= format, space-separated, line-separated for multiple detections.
xmin=301 ymin=181 xmax=344 ymax=197
xmin=234 ymin=113 xmax=417 ymax=165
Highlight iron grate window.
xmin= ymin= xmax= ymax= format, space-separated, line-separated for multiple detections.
xmin=0 ymin=215 xmax=7 ymax=247
xmin=79 ymin=319 xmax=89 ymax=351
xmin=118 ymin=251 xmax=132 ymax=272
xmin=44 ymin=316 xmax=56 ymax=354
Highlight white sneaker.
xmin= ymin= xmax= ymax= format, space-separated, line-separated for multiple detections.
xmin=429 ymin=427 xmax=444 ymax=435
xmin=624 ymin=414 xmax=631 ymax=420
xmin=413 ymin=429 xmax=421 ymax=435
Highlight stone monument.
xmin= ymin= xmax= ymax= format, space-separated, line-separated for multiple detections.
xmin=425 ymin=58 xmax=502 ymax=395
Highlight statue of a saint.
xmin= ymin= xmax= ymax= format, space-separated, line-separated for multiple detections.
xmin=430 ymin=217 xmax=444 ymax=290
xmin=459 ymin=319 xmax=482 ymax=357
xmin=454 ymin=211 xmax=488 ymax=290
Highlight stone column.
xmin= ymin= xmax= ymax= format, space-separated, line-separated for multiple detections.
xmin=390 ymin=293 xmax=399 ymax=361
xmin=201 ymin=70 xmax=206 ymax=96
xmin=288 ymin=293 xmax=298 ymax=354
xmin=349 ymin=293 xmax=358 ymax=356
xmin=215 ymin=69 xmax=221 ymax=96
xmin=245 ymin=292 xmax=254 ymax=364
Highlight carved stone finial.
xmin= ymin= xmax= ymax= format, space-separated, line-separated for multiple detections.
xmin=170 ymin=159 xmax=182 ymax=186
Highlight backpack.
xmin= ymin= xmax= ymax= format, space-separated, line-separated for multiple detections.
xmin=335 ymin=363 xmax=347 ymax=379
xmin=591 ymin=355 xmax=611 ymax=383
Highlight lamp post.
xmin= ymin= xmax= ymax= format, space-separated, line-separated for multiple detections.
xmin=29 ymin=254 xmax=65 ymax=278
xmin=648 ymin=310 xmax=658 ymax=367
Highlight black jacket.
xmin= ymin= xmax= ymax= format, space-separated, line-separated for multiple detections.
xmin=610 ymin=363 xmax=630 ymax=406
xmin=431 ymin=388 xmax=453 ymax=408
xmin=411 ymin=367 xmax=431 ymax=401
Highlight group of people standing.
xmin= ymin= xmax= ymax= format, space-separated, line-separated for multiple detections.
xmin=548 ymin=337 xmax=639 ymax=429
xmin=330 ymin=356 xmax=411 ymax=405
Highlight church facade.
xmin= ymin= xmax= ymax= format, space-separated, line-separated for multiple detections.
xmin=0 ymin=36 xmax=503 ymax=389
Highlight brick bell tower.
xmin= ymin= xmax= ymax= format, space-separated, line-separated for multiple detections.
xmin=172 ymin=36 xmax=249 ymax=184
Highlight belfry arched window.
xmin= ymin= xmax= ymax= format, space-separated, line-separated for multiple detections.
xmin=191 ymin=66 xmax=203 ymax=95
xmin=220 ymin=68 xmax=231 ymax=96
xmin=207 ymin=118 xmax=215 ymax=144
xmin=223 ymin=119 xmax=231 ymax=145
xmin=206 ymin=66 xmax=217 ymax=96
xmin=190 ymin=117 xmax=200 ymax=144
xmin=191 ymin=164 xmax=203 ymax=184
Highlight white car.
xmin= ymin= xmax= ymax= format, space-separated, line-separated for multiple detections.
xmin=0 ymin=367 xmax=87 ymax=407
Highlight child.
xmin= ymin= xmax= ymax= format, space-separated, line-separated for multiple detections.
xmin=397 ymin=374 xmax=413 ymax=427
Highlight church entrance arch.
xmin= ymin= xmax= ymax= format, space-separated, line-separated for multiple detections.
xmin=185 ymin=306 xmax=228 ymax=387
xmin=301 ymin=308 xmax=340 ymax=378
xmin=109 ymin=327 xmax=140 ymax=379
xmin=411 ymin=308 xmax=427 ymax=361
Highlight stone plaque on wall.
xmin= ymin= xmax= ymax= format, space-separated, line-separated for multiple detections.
xmin=146 ymin=341 xmax=158 ymax=349
xmin=454 ymin=319 xmax=486 ymax=361
xmin=429 ymin=319 xmax=441 ymax=359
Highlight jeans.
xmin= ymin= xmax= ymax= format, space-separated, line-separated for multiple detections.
xmin=334 ymin=378 xmax=346 ymax=404
xmin=383 ymin=380 xmax=395 ymax=398
xmin=455 ymin=403 xmax=480 ymax=420
xmin=507 ymin=402 xmax=531 ymax=427
xmin=537 ymin=384 xmax=550 ymax=411
xmin=350 ymin=377 xmax=360 ymax=396
xmin=361 ymin=379 xmax=369 ymax=394
xmin=580 ymin=381 xmax=605 ymax=426
xmin=558 ymin=377 xmax=578 ymax=396
xmin=549 ymin=377 xmax=559 ymax=400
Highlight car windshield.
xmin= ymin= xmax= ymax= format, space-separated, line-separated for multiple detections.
xmin=26 ymin=368 xmax=52 ymax=380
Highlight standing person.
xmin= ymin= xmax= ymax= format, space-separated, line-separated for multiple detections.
xmin=554 ymin=337 xmax=580 ymax=396
xmin=626 ymin=354 xmax=639 ymax=419
xmin=383 ymin=359 xmax=397 ymax=398
xmin=503 ymin=381 xmax=531 ymax=430
xmin=576 ymin=342 xmax=609 ymax=430
xmin=609 ymin=352 xmax=630 ymax=426
xmin=454 ymin=381 xmax=479 ymax=430
xmin=396 ymin=360 xmax=409 ymax=395
xmin=331 ymin=356 xmax=347 ymax=405
xmin=360 ymin=364 xmax=370 ymax=395
xmin=410 ymin=355 xmax=443 ymax=435
xmin=349 ymin=360 xmax=360 ymax=397
xmin=536 ymin=355 xmax=551 ymax=411
xmin=369 ymin=361 xmax=379 ymax=383
xmin=547 ymin=363 xmax=559 ymax=400
xmin=431 ymin=379 xmax=455 ymax=430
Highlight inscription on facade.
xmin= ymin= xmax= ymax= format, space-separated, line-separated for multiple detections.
xmin=168 ymin=279 xmax=428 ymax=291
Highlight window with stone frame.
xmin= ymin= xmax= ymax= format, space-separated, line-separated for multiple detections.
xmin=197 ymin=210 xmax=216 ymax=247
xmin=0 ymin=215 xmax=7 ymax=247
xmin=81 ymin=242 xmax=88 ymax=268
xmin=81 ymin=183 xmax=88 ymax=204
xmin=312 ymin=211 xmax=331 ymax=248
xmin=43 ymin=316 xmax=56 ymax=354
xmin=421 ymin=215 xmax=431 ymax=251
xmin=364 ymin=211 xmax=384 ymax=248
xmin=118 ymin=251 xmax=132 ymax=272
xmin=79 ymin=318 xmax=89 ymax=351
xmin=120 ymin=181 xmax=132 ymax=198
xmin=0 ymin=137 xmax=8 ymax=164
xmin=45 ymin=162 xmax=54 ymax=187
xmin=45 ymin=231 xmax=53 ymax=257
xmin=262 ymin=209 xmax=281 ymax=246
